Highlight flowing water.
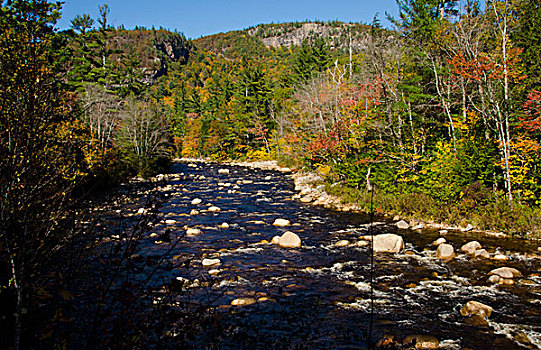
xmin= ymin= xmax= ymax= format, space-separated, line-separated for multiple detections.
xmin=105 ymin=161 xmax=541 ymax=349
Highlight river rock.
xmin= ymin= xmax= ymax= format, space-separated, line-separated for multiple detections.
xmin=411 ymin=224 xmax=424 ymax=230
xmin=373 ymin=234 xmax=404 ymax=253
xmin=276 ymin=231 xmax=301 ymax=248
xmin=356 ymin=240 xmax=370 ymax=247
xmin=403 ymin=335 xmax=439 ymax=349
xmin=220 ymin=222 xmax=230 ymax=229
xmin=218 ymin=169 xmax=229 ymax=174
xmin=431 ymin=238 xmax=446 ymax=246
xmin=396 ymin=220 xmax=410 ymax=229
xmin=436 ymin=244 xmax=456 ymax=260
xmin=439 ymin=230 xmax=448 ymax=235
xmin=271 ymin=236 xmax=280 ymax=245
xmin=461 ymin=241 xmax=482 ymax=255
xmin=464 ymin=315 xmax=490 ymax=328
xmin=334 ymin=240 xmax=350 ymax=247
xmin=191 ymin=198 xmax=202 ymax=205
xmin=202 ymin=258 xmax=221 ymax=268
xmin=487 ymin=275 xmax=501 ymax=284
xmin=493 ymin=253 xmax=509 ymax=261
xmin=460 ymin=301 xmax=493 ymax=318
xmin=208 ymin=269 xmax=220 ymax=276
xmin=461 ymin=223 xmax=474 ymax=232
xmin=474 ymin=249 xmax=490 ymax=259
xmin=165 ymin=219 xmax=177 ymax=225
xmin=488 ymin=267 xmax=522 ymax=279
xmin=300 ymin=196 xmax=313 ymax=203
xmin=190 ymin=209 xmax=199 ymax=216
xmin=273 ymin=218 xmax=290 ymax=227
xmin=186 ymin=228 xmax=202 ymax=235
xmin=231 ymin=297 xmax=256 ymax=306
xmin=208 ymin=206 xmax=221 ymax=212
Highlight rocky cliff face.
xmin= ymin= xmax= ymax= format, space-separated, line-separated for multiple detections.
xmin=110 ymin=29 xmax=192 ymax=83
xmin=246 ymin=22 xmax=372 ymax=50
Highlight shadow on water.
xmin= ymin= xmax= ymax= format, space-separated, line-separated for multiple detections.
xmin=88 ymin=161 xmax=541 ymax=349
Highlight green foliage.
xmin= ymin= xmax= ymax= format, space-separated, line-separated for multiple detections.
xmin=514 ymin=0 xmax=541 ymax=91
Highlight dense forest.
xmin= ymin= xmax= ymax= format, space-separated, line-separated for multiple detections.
xmin=1 ymin=0 xmax=541 ymax=348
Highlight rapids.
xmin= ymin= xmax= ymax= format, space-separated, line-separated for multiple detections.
xmin=102 ymin=161 xmax=541 ymax=349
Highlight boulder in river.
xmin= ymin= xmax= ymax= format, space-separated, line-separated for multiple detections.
xmin=460 ymin=300 xmax=493 ymax=318
xmin=276 ymin=231 xmax=301 ymax=248
xmin=474 ymin=249 xmax=490 ymax=259
xmin=186 ymin=228 xmax=202 ymax=236
xmin=356 ymin=240 xmax=370 ymax=247
xmin=202 ymin=258 xmax=221 ymax=268
xmin=208 ymin=206 xmax=221 ymax=212
xmin=273 ymin=218 xmax=290 ymax=227
xmin=334 ymin=240 xmax=350 ymax=247
xmin=396 ymin=220 xmax=410 ymax=229
xmin=191 ymin=198 xmax=202 ymax=205
xmin=488 ymin=267 xmax=522 ymax=279
xmin=460 ymin=241 xmax=482 ymax=255
xmin=220 ymin=222 xmax=230 ymax=229
xmin=190 ymin=209 xmax=199 ymax=216
xmin=402 ymin=335 xmax=439 ymax=349
xmin=218 ymin=169 xmax=229 ymax=174
xmin=464 ymin=315 xmax=490 ymax=328
xmin=436 ymin=244 xmax=456 ymax=260
xmin=431 ymin=238 xmax=446 ymax=246
xmin=373 ymin=234 xmax=404 ymax=253
xmin=231 ymin=297 xmax=256 ymax=306
xmin=493 ymin=253 xmax=509 ymax=261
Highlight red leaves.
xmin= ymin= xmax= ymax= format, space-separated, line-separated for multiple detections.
xmin=520 ymin=90 xmax=541 ymax=131
xmin=449 ymin=48 xmax=526 ymax=83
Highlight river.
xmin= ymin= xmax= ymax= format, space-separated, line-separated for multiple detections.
xmin=94 ymin=160 xmax=541 ymax=349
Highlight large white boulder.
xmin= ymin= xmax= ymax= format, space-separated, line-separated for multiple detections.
xmin=277 ymin=231 xmax=302 ymax=248
xmin=436 ymin=244 xmax=456 ymax=260
xmin=373 ymin=234 xmax=404 ymax=253
xmin=460 ymin=241 xmax=482 ymax=255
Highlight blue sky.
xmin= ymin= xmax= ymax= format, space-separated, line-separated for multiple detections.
xmin=56 ymin=0 xmax=399 ymax=39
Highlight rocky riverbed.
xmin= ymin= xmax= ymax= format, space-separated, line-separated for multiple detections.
xmin=93 ymin=159 xmax=541 ymax=349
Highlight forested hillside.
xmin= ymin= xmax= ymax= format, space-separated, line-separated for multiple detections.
xmin=158 ymin=2 xmax=541 ymax=234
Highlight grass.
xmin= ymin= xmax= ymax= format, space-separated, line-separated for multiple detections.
xmin=326 ymin=183 xmax=541 ymax=239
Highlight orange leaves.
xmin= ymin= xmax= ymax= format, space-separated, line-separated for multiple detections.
xmin=449 ymin=48 xmax=526 ymax=83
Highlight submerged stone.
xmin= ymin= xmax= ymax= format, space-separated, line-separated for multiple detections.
xmin=403 ymin=335 xmax=439 ymax=349
xmin=231 ymin=297 xmax=256 ymax=306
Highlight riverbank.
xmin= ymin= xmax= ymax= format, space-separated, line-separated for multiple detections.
xmin=172 ymin=158 xmax=541 ymax=242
